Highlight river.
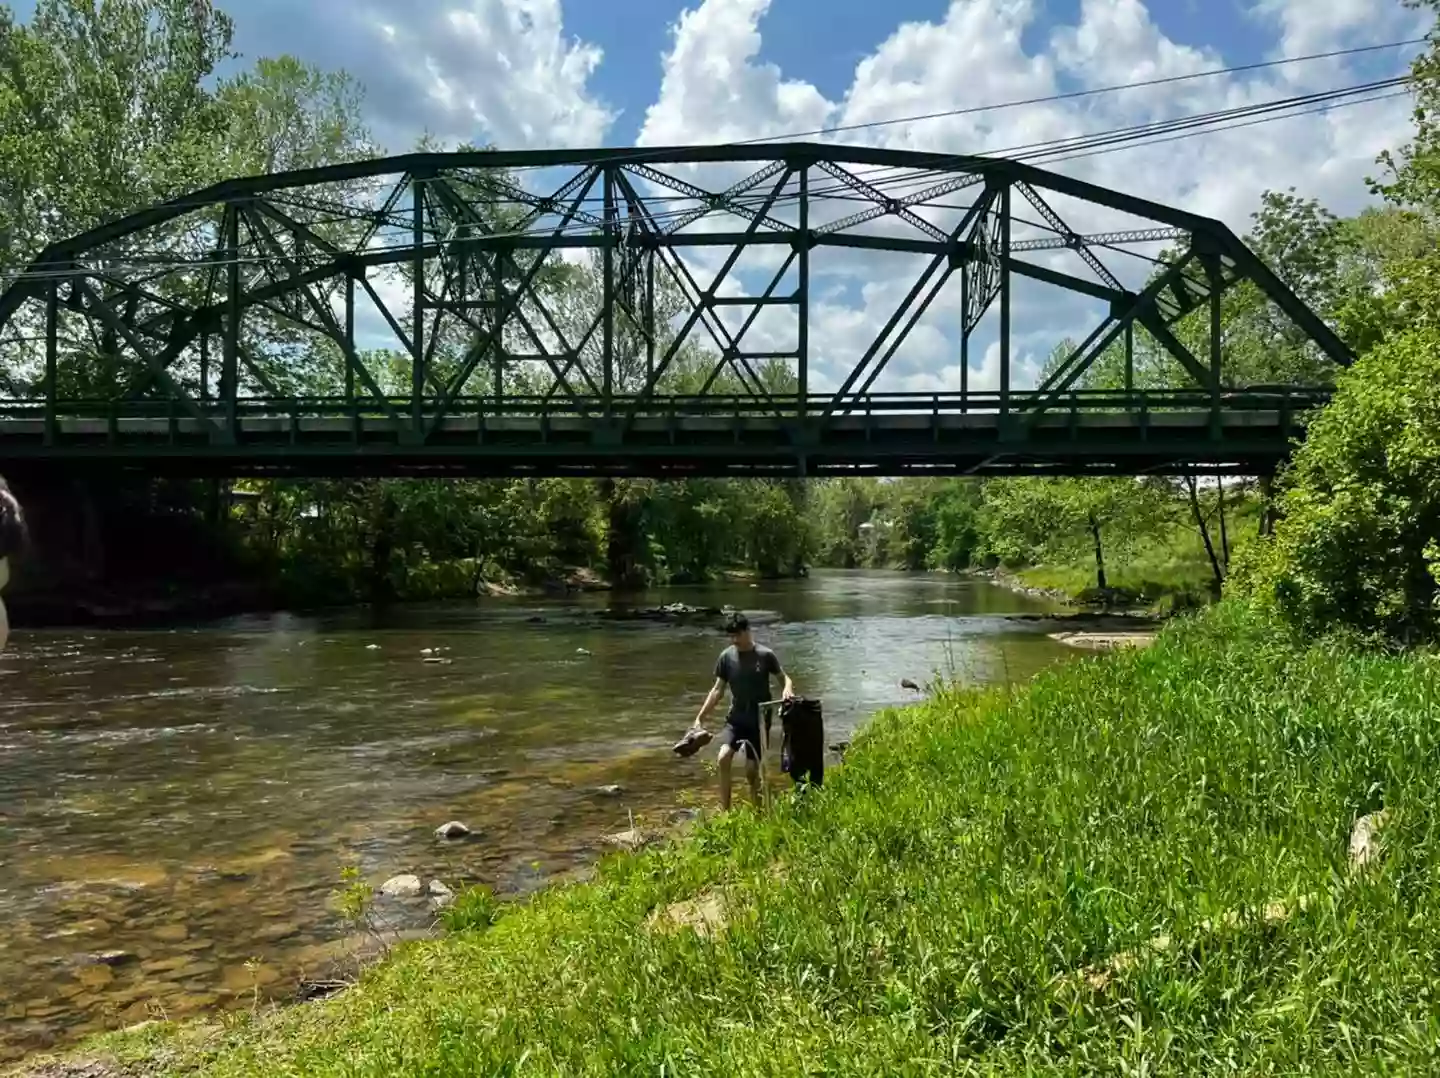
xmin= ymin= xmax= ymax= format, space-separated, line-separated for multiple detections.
xmin=0 ymin=570 xmax=1073 ymax=1061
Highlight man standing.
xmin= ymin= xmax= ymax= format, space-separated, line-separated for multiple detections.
xmin=693 ymin=613 xmax=794 ymax=810
xmin=0 ymin=477 xmax=25 ymax=653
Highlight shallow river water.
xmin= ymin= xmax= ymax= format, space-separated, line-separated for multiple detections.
xmin=0 ymin=571 xmax=1072 ymax=1059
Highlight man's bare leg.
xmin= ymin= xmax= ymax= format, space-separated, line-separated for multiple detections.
xmin=717 ymin=744 xmax=735 ymax=811
xmin=745 ymin=754 xmax=761 ymax=806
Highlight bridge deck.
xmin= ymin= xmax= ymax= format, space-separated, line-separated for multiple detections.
xmin=0 ymin=404 xmax=1306 ymax=477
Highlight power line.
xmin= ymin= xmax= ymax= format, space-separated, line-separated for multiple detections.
xmin=730 ymin=37 xmax=1425 ymax=146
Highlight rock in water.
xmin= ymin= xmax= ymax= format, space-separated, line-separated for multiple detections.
xmin=428 ymin=879 xmax=455 ymax=911
xmin=380 ymin=874 xmax=423 ymax=898
xmin=597 ymin=784 xmax=624 ymax=797
xmin=434 ymin=821 xmax=472 ymax=840
xmin=88 ymin=950 xmax=136 ymax=967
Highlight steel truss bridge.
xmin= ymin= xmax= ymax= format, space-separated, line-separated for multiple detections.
xmin=0 ymin=143 xmax=1351 ymax=478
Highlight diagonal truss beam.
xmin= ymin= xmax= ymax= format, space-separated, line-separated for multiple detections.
xmin=624 ymin=163 xmax=791 ymax=236
xmin=825 ymin=189 xmax=999 ymax=415
xmin=815 ymin=160 xmax=949 ymax=244
xmin=1014 ymin=182 xmax=1122 ymax=292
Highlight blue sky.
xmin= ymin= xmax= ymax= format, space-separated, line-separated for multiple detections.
xmin=8 ymin=0 xmax=1430 ymax=391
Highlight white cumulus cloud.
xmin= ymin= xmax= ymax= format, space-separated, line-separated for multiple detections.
xmin=372 ymin=0 xmax=615 ymax=149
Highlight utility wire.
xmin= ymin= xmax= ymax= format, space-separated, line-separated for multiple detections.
xmin=732 ymin=37 xmax=1426 ymax=147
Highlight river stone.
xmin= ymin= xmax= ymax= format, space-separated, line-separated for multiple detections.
xmin=428 ymin=880 xmax=455 ymax=911
xmin=434 ymin=821 xmax=472 ymax=840
xmin=597 ymin=784 xmax=623 ymax=797
xmin=75 ymin=964 xmax=114 ymax=989
xmin=380 ymin=874 xmax=423 ymax=898
xmin=151 ymin=924 xmax=189 ymax=943
xmin=221 ymin=964 xmax=281 ymax=993
xmin=87 ymin=950 xmax=136 ymax=967
xmin=170 ymin=991 xmax=221 ymax=1011
xmin=604 ymin=828 xmax=651 ymax=852
xmin=118 ymin=1001 xmax=152 ymax=1024
xmin=140 ymin=955 xmax=191 ymax=975
xmin=168 ymin=959 xmax=220 ymax=981
xmin=254 ymin=921 xmax=301 ymax=944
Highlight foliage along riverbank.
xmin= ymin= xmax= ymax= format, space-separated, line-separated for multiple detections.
xmin=25 ymin=601 xmax=1438 ymax=1077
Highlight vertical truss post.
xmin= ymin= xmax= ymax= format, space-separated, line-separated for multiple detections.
xmin=1207 ymin=255 xmax=1223 ymax=439
xmin=1124 ymin=322 xmax=1134 ymax=398
xmin=999 ymin=181 xmax=1012 ymax=419
xmin=345 ymin=273 xmax=356 ymax=403
xmin=960 ymin=268 xmax=969 ymax=413
xmin=797 ymin=164 xmax=809 ymax=418
xmin=411 ymin=175 xmax=426 ymax=435
xmin=44 ymin=281 xmax=58 ymax=444
xmin=492 ymin=245 xmax=508 ymax=400
xmin=602 ymin=165 xmax=616 ymax=415
xmin=199 ymin=333 xmax=209 ymax=401
xmin=223 ymin=203 xmax=240 ymax=435
xmin=644 ymin=248 xmax=655 ymax=386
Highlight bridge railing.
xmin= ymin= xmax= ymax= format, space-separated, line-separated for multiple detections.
xmin=0 ymin=387 xmax=1332 ymax=422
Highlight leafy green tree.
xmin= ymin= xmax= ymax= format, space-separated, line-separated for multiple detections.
xmin=1233 ymin=324 xmax=1440 ymax=643
xmin=978 ymin=478 xmax=1167 ymax=592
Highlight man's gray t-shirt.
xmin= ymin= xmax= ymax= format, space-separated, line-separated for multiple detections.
xmin=715 ymin=644 xmax=782 ymax=729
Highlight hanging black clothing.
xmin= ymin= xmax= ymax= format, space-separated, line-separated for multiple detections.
xmin=776 ymin=697 xmax=825 ymax=788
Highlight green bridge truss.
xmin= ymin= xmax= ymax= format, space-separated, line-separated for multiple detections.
xmin=0 ymin=143 xmax=1351 ymax=478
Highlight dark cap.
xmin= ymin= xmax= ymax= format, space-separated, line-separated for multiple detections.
xmin=723 ymin=612 xmax=750 ymax=635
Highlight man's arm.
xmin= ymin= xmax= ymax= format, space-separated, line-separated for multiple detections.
xmin=769 ymin=650 xmax=795 ymax=700
xmin=694 ymin=677 xmax=725 ymax=727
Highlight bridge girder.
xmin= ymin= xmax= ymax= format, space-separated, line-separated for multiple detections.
xmin=0 ymin=143 xmax=1352 ymax=477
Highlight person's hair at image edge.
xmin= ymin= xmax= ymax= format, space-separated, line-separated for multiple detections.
xmin=723 ymin=612 xmax=749 ymax=635
xmin=0 ymin=476 xmax=26 ymax=562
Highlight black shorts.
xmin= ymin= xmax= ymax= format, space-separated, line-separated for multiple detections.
xmin=718 ymin=721 xmax=763 ymax=761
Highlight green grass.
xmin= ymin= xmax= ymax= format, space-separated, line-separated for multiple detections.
xmin=1015 ymin=502 xmax=1263 ymax=612
xmin=78 ymin=603 xmax=1440 ymax=1075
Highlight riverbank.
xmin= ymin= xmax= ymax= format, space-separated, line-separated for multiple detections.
xmin=24 ymin=601 xmax=1438 ymax=1076
xmin=3 ymin=563 xmax=812 ymax=629
xmin=975 ymin=560 xmax=1209 ymax=615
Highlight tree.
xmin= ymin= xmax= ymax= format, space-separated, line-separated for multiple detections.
xmin=1232 ymin=323 xmax=1440 ymax=643
xmin=978 ymin=478 xmax=1167 ymax=592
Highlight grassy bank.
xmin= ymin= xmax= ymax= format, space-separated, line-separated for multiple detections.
xmin=1008 ymin=499 xmax=1262 ymax=612
xmin=49 ymin=603 xmax=1440 ymax=1076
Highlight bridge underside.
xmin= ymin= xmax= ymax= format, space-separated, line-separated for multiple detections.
xmin=0 ymin=393 xmax=1312 ymax=479
xmin=0 ymin=143 xmax=1351 ymax=479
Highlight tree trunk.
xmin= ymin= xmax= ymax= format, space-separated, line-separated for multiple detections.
xmin=600 ymin=478 xmax=644 ymax=590
xmin=1088 ymin=511 xmax=1107 ymax=592
xmin=1259 ymin=475 xmax=1276 ymax=537
xmin=369 ymin=486 xmax=395 ymax=605
xmin=1186 ymin=475 xmax=1223 ymax=596
xmin=1215 ymin=475 xmax=1230 ymax=567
